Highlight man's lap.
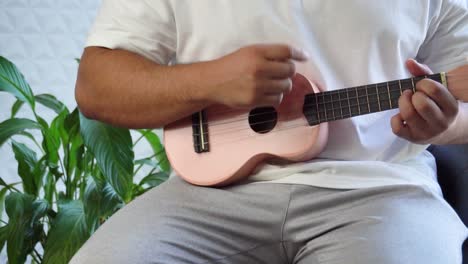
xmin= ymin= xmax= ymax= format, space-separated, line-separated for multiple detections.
xmin=70 ymin=176 xmax=467 ymax=264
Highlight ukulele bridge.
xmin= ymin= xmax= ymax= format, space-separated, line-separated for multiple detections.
xmin=192 ymin=111 xmax=210 ymax=153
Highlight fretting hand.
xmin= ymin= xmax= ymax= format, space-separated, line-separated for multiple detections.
xmin=391 ymin=59 xmax=459 ymax=144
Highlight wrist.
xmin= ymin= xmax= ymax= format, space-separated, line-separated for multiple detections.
xmin=191 ymin=58 xmax=227 ymax=105
xmin=431 ymin=103 xmax=467 ymax=145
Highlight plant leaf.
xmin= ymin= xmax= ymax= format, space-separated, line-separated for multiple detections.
xmin=0 ymin=224 xmax=7 ymax=255
xmin=42 ymin=121 xmax=61 ymax=167
xmin=11 ymin=99 xmax=24 ymax=118
xmin=0 ymin=118 xmax=42 ymax=147
xmin=44 ymin=171 xmax=55 ymax=205
xmin=134 ymin=157 xmax=160 ymax=168
xmin=139 ymin=171 xmax=169 ymax=188
xmin=80 ymin=113 xmax=134 ymax=202
xmin=43 ymin=200 xmax=90 ymax=264
xmin=137 ymin=129 xmax=170 ymax=172
xmin=5 ymin=193 xmax=48 ymax=264
xmin=0 ymin=178 xmax=7 ymax=187
xmin=0 ymin=56 xmax=35 ymax=108
xmin=64 ymin=109 xmax=82 ymax=177
xmin=0 ymin=187 xmax=8 ymax=221
xmin=83 ymin=177 xmax=122 ymax=233
xmin=35 ymin=94 xmax=68 ymax=115
xmin=12 ymin=141 xmax=40 ymax=196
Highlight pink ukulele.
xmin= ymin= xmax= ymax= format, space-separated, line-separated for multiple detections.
xmin=164 ymin=65 xmax=468 ymax=186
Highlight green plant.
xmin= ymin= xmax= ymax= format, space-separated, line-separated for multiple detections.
xmin=0 ymin=56 xmax=171 ymax=263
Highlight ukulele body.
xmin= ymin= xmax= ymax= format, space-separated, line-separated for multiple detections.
xmin=164 ymin=74 xmax=329 ymax=186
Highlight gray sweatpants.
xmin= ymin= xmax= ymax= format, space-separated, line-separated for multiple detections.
xmin=71 ymin=176 xmax=467 ymax=264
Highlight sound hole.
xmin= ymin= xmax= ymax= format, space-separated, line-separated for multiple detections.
xmin=249 ymin=107 xmax=278 ymax=134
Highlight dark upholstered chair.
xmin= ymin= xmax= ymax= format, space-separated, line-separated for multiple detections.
xmin=428 ymin=144 xmax=468 ymax=264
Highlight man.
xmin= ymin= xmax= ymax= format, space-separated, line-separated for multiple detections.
xmin=71 ymin=0 xmax=468 ymax=263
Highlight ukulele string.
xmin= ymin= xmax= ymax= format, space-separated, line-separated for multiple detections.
xmin=205 ymin=90 xmax=398 ymax=130
xmin=194 ymin=95 xmax=468 ymax=148
xmin=196 ymin=76 xmax=468 ymax=147
xmin=206 ymin=94 xmax=399 ymax=136
xmin=189 ymin=74 xmax=468 ymax=144
xmin=198 ymin=73 xmax=468 ymax=132
xmin=195 ymin=119 xmax=309 ymax=148
xmin=198 ymin=73 xmax=464 ymax=120
xmin=188 ymin=73 xmax=468 ymax=147
xmin=204 ymin=73 xmax=468 ymax=125
xmin=207 ymin=84 xmax=379 ymax=118
xmin=206 ymin=88 xmax=388 ymax=127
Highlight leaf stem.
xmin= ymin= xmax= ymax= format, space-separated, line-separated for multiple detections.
xmin=33 ymin=248 xmax=43 ymax=262
xmin=2 ymin=183 xmax=21 ymax=193
xmin=133 ymin=163 xmax=145 ymax=177
xmin=133 ymin=129 xmax=151 ymax=147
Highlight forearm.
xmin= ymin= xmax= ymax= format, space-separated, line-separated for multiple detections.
xmin=76 ymin=47 xmax=218 ymax=128
xmin=432 ymin=102 xmax=468 ymax=145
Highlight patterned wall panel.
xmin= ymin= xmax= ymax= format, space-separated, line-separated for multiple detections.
xmin=0 ymin=0 xmax=102 ymax=180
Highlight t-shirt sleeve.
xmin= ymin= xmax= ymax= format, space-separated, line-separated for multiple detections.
xmin=86 ymin=0 xmax=176 ymax=65
xmin=417 ymin=0 xmax=468 ymax=73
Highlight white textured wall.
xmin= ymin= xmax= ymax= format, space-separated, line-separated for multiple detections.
xmin=0 ymin=1 xmax=101 ymax=262
xmin=0 ymin=0 xmax=102 ymax=182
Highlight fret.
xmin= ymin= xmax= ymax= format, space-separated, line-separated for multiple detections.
xmin=348 ymin=88 xmax=359 ymax=117
xmin=386 ymin=82 xmax=393 ymax=109
xmin=355 ymin=87 xmax=361 ymax=115
xmin=330 ymin=93 xmax=336 ymax=121
xmin=331 ymin=92 xmax=342 ymax=120
xmin=324 ymin=93 xmax=334 ymax=121
xmin=398 ymin=79 xmax=403 ymax=94
xmin=315 ymin=93 xmax=320 ymax=124
xmin=375 ymin=84 xmax=381 ymax=111
xmin=389 ymin=81 xmax=401 ymax=109
xmin=365 ymin=85 xmax=371 ymax=114
xmin=411 ymin=77 xmax=415 ymax=93
xmin=404 ymin=78 xmax=414 ymax=93
xmin=346 ymin=89 xmax=352 ymax=117
xmin=338 ymin=90 xmax=344 ymax=119
xmin=377 ymin=83 xmax=391 ymax=111
xmin=341 ymin=90 xmax=351 ymax=118
xmin=357 ymin=86 xmax=370 ymax=114
xmin=318 ymin=93 xmax=326 ymax=122
xmin=367 ymin=84 xmax=379 ymax=113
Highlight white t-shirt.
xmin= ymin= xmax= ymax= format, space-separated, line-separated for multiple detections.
xmin=86 ymin=0 xmax=468 ymax=194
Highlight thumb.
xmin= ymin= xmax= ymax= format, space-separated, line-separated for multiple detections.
xmin=406 ymin=59 xmax=433 ymax=76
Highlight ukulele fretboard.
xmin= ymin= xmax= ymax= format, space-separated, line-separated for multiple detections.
xmin=303 ymin=73 xmax=446 ymax=126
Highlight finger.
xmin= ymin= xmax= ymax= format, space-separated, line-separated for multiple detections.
xmin=391 ymin=114 xmax=412 ymax=140
xmin=260 ymin=44 xmax=309 ymax=62
xmin=416 ymin=79 xmax=459 ymax=118
xmin=262 ymin=60 xmax=296 ymax=79
xmin=412 ymin=91 xmax=447 ymax=132
xmin=398 ymin=90 xmax=431 ymax=136
xmin=406 ymin=59 xmax=433 ymax=76
xmin=262 ymin=79 xmax=292 ymax=95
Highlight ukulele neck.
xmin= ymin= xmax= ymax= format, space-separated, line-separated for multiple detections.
xmin=302 ymin=73 xmax=447 ymax=126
